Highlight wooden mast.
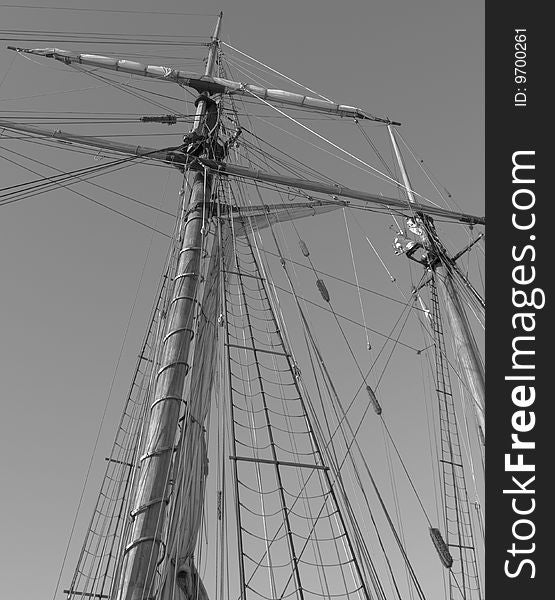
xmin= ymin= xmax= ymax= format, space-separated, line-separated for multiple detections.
xmin=387 ymin=125 xmax=485 ymax=439
xmin=388 ymin=125 xmax=483 ymax=599
xmin=115 ymin=13 xmax=223 ymax=600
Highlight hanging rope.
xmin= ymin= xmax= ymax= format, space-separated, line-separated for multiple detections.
xmin=242 ymin=86 xmax=432 ymax=197
xmin=343 ymin=207 xmax=371 ymax=350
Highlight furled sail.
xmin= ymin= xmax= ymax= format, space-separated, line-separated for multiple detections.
xmin=436 ymin=266 xmax=485 ymax=439
xmin=227 ymin=201 xmax=342 ymax=235
xmin=7 ymin=46 xmax=397 ymax=123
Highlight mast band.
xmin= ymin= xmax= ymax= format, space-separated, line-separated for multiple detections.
xmin=149 ymin=395 xmax=185 ymax=411
xmin=162 ymin=327 xmax=195 ymax=343
xmin=130 ymin=496 xmax=169 ymax=518
xmin=155 ymin=361 xmax=190 ymax=378
xmin=124 ymin=536 xmax=166 ymax=556
xmin=168 ymin=295 xmax=198 ymax=309
xmin=172 ymin=272 xmax=200 ymax=281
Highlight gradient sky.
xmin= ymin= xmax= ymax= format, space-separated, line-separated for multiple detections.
xmin=0 ymin=2 xmax=484 ymax=599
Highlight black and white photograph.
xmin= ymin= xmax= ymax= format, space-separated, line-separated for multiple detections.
xmin=0 ymin=2 xmax=546 ymax=600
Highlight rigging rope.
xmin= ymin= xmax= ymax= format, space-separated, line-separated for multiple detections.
xmin=0 ymin=5 xmax=219 ymax=16
xmin=222 ymin=41 xmax=334 ymax=103
xmin=53 ymin=171 xmax=172 ymax=600
xmin=0 ymin=149 xmax=172 ymax=237
xmin=342 ymin=208 xmax=371 ymax=350
xmin=230 ymin=134 xmax=383 ymax=593
xmin=223 ymin=162 xmax=382 ymax=600
xmin=243 ymin=87 xmax=418 ymax=193
xmin=350 ymin=212 xmax=398 ymax=284
xmin=0 ymin=143 xmax=176 ymax=217
xmin=256 ymin=206 xmax=431 ymax=599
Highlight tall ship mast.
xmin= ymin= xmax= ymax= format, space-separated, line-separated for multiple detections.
xmin=0 ymin=8 xmax=484 ymax=600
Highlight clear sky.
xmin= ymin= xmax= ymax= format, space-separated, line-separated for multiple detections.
xmin=0 ymin=1 xmax=484 ymax=599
